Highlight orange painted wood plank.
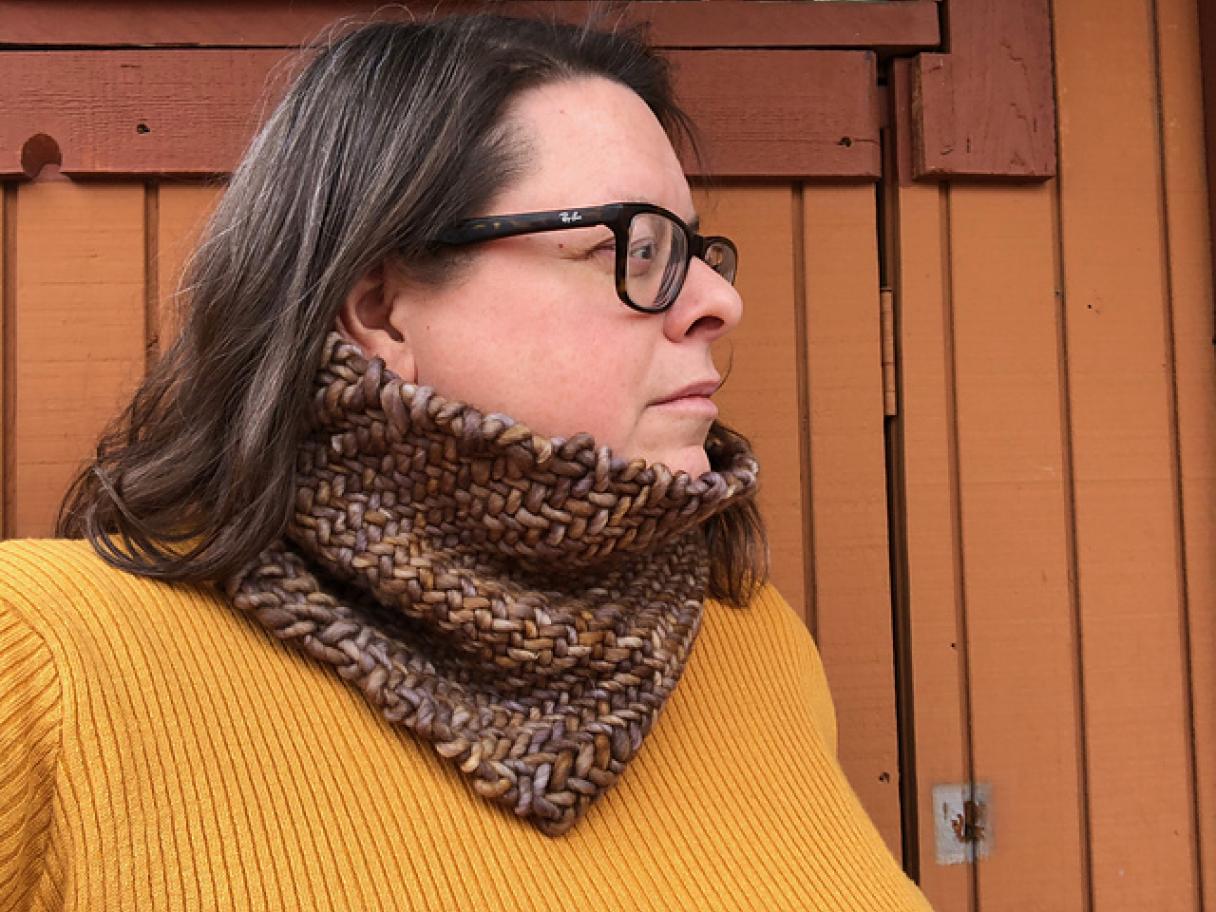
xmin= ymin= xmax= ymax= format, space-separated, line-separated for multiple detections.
xmin=155 ymin=183 xmax=223 ymax=352
xmin=1155 ymin=0 xmax=1216 ymax=906
xmin=947 ymin=185 xmax=1087 ymax=911
xmin=1053 ymin=0 xmax=1201 ymax=906
xmin=697 ymin=185 xmax=808 ymax=623
xmin=889 ymin=58 xmax=973 ymax=912
xmin=0 ymin=49 xmax=880 ymax=180
xmin=11 ymin=181 xmax=146 ymax=537
xmin=1200 ymin=0 xmax=1216 ymax=315
xmin=0 ymin=1 xmax=941 ymax=51
xmin=801 ymin=184 xmax=901 ymax=857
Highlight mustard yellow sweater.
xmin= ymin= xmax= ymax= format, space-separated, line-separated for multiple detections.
xmin=0 ymin=538 xmax=932 ymax=911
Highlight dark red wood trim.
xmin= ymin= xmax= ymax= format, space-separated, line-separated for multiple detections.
xmin=909 ymin=0 xmax=1057 ymax=179
xmin=676 ymin=50 xmax=880 ymax=179
xmin=1198 ymin=0 xmax=1216 ymax=326
xmin=891 ymin=58 xmax=918 ymax=187
xmin=1 ymin=50 xmax=288 ymax=180
xmin=0 ymin=1 xmax=939 ymax=51
xmin=0 ymin=48 xmax=879 ymax=181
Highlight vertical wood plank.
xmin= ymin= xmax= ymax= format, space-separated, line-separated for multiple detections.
xmin=947 ymin=184 xmax=1088 ymax=911
xmin=1053 ymin=0 xmax=1200 ymax=907
xmin=11 ymin=181 xmax=145 ymax=537
xmin=0 ymin=183 xmax=8 ymax=540
xmin=802 ymin=184 xmax=902 ymax=857
xmin=156 ymin=183 xmax=223 ymax=351
xmin=1197 ymin=0 xmax=1216 ymax=320
xmin=1155 ymin=0 xmax=1216 ymax=906
xmin=890 ymin=59 xmax=974 ymax=912
xmin=696 ymin=185 xmax=808 ymax=622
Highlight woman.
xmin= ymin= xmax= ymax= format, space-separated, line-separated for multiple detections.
xmin=0 ymin=12 xmax=935 ymax=911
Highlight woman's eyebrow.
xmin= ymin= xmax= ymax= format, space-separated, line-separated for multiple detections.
xmin=599 ymin=192 xmax=700 ymax=230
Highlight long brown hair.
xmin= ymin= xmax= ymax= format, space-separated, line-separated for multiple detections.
xmin=55 ymin=11 xmax=769 ymax=607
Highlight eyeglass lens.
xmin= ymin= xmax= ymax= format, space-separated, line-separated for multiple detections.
xmin=625 ymin=212 xmax=735 ymax=311
xmin=625 ymin=212 xmax=680 ymax=311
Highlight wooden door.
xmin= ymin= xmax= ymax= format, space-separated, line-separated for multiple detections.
xmin=887 ymin=1 xmax=1216 ymax=910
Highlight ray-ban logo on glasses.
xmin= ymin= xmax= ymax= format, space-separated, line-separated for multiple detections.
xmin=558 ymin=211 xmax=582 ymax=224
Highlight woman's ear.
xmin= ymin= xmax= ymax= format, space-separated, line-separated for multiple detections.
xmin=335 ymin=261 xmax=418 ymax=382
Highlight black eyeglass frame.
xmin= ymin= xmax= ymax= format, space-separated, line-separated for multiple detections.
xmin=435 ymin=202 xmax=738 ymax=314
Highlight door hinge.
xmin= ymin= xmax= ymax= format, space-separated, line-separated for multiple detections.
xmin=880 ymin=287 xmax=897 ymax=417
xmin=932 ymin=782 xmax=992 ymax=864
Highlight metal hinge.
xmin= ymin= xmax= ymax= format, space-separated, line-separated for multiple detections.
xmin=933 ymin=782 xmax=993 ymax=864
xmin=880 ymin=287 xmax=897 ymax=416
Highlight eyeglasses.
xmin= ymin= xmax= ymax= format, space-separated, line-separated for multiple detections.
xmin=435 ymin=202 xmax=738 ymax=314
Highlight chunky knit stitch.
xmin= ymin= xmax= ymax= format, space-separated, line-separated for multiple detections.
xmin=225 ymin=333 xmax=761 ymax=835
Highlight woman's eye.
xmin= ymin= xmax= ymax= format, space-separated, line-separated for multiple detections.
xmin=628 ymin=239 xmax=658 ymax=274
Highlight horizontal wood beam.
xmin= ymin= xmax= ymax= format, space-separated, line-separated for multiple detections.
xmin=678 ymin=50 xmax=880 ymax=178
xmin=0 ymin=0 xmax=940 ymax=52
xmin=0 ymin=48 xmax=880 ymax=181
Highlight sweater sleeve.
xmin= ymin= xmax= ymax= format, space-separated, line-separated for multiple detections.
xmin=0 ymin=599 xmax=62 ymax=912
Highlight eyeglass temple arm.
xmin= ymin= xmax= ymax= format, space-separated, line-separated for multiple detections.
xmin=436 ymin=206 xmax=625 ymax=245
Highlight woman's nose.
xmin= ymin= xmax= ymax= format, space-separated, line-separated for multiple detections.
xmin=664 ymin=258 xmax=744 ymax=343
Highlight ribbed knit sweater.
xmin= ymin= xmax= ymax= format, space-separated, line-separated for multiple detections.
xmin=0 ymin=538 xmax=933 ymax=911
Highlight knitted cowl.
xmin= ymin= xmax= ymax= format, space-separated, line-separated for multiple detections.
xmin=224 ymin=332 xmax=761 ymax=835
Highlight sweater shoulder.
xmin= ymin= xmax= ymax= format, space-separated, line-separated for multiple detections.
xmin=706 ymin=580 xmax=839 ymax=757
xmin=0 ymin=573 xmax=63 ymax=911
xmin=0 ymin=537 xmax=219 ymax=631
xmin=0 ymin=538 xmax=257 ymax=704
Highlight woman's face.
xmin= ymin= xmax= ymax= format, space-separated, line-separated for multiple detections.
xmin=339 ymin=75 xmax=743 ymax=476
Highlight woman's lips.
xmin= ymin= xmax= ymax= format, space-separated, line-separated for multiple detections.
xmin=652 ymin=379 xmax=722 ymax=404
xmin=650 ymin=377 xmax=722 ymax=418
xmin=651 ymin=395 xmax=719 ymax=418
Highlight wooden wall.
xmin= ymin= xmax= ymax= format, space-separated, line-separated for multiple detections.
xmin=0 ymin=0 xmax=1212 ymax=909
xmin=890 ymin=0 xmax=1216 ymax=909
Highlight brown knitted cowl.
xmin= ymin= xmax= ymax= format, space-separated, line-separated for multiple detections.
xmin=224 ymin=332 xmax=760 ymax=835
